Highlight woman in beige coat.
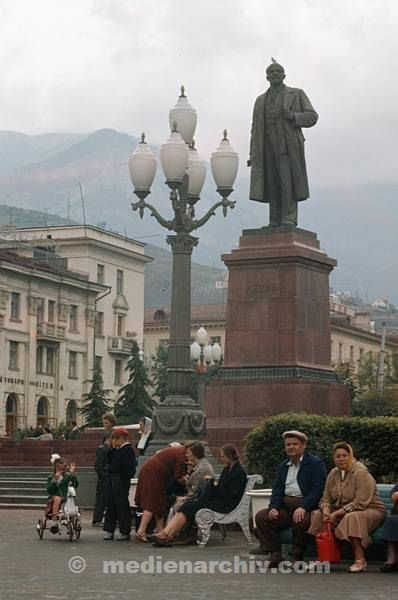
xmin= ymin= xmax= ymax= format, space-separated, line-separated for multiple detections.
xmin=308 ymin=442 xmax=386 ymax=572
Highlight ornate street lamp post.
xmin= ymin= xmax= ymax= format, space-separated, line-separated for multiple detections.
xmin=191 ymin=327 xmax=223 ymax=409
xmin=128 ymin=87 xmax=238 ymax=453
xmin=190 ymin=327 xmax=223 ymax=375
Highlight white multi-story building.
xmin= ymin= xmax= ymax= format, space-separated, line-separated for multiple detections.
xmin=0 ymin=225 xmax=151 ymax=434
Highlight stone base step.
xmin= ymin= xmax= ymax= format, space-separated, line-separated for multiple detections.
xmin=0 ymin=488 xmax=47 ymax=495
xmin=0 ymin=468 xmax=49 ymax=473
xmin=0 ymin=480 xmax=44 ymax=486
xmin=0 ymin=494 xmax=47 ymax=504
xmin=0 ymin=503 xmax=47 ymax=510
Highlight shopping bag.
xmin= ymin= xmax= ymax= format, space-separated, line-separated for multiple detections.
xmin=315 ymin=522 xmax=341 ymax=563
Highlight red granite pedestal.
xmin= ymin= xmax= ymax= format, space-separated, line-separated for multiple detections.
xmin=205 ymin=227 xmax=350 ymax=452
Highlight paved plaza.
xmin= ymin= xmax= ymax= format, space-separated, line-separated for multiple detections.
xmin=0 ymin=510 xmax=396 ymax=600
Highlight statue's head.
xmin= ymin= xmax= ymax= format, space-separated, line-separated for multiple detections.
xmin=266 ymin=61 xmax=285 ymax=86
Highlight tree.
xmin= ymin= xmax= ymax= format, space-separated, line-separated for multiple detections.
xmin=356 ymin=351 xmax=379 ymax=391
xmin=151 ymin=344 xmax=169 ymax=402
xmin=334 ymin=362 xmax=358 ymax=400
xmin=80 ymin=368 xmax=111 ymax=427
xmin=115 ymin=341 xmax=154 ymax=423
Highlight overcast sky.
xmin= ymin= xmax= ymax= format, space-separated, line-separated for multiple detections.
xmin=1 ymin=0 xmax=398 ymax=186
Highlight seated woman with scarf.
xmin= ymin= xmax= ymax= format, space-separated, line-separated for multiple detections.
xmin=308 ymin=442 xmax=386 ymax=572
xmin=149 ymin=443 xmax=247 ymax=546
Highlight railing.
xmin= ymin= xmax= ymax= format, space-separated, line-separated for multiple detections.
xmin=107 ymin=336 xmax=134 ymax=354
xmin=36 ymin=322 xmax=66 ymax=340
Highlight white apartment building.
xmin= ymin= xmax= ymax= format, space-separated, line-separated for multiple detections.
xmin=0 ymin=225 xmax=151 ymax=434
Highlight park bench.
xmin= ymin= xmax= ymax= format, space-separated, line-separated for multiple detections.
xmin=195 ymin=474 xmax=263 ymax=547
xmin=277 ymin=483 xmax=393 ymax=550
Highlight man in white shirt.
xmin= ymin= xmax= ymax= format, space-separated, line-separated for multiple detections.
xmin=251 ymin=430 xmax=326 ymax=566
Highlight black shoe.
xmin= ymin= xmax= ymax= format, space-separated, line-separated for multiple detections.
xmin=380 ymin=562 xmax=398 ymax=573
xmin=268 ymin=553 xmax=283 ymax=568
xmin=249 ymin=547 xmax=270 ymax=556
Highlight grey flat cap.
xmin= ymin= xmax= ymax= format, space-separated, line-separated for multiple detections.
xmin=282 ymin=430 xmax=308 ymax=443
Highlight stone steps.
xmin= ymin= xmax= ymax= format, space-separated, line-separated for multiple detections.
xmin=0 ymin=488 xmax=47 ymax=495
xmin=0 ymin=503 xmax=46 ymax=510
xmin=0 ymin=466 xmax=96 ymax=509
xmin=0 ymin=480 xmax=44 ymax=487
xmin=0 ymin=494 xmax=47 ymax=505
xmin=0 ymin=466 xmax=48 ymax=508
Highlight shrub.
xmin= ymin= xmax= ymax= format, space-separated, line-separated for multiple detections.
xmin=245 ymin=413 xmax=398 ymax=485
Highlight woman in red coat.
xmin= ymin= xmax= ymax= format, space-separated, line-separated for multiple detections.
xmin=134 ymin=444 xmax=187 ymax=541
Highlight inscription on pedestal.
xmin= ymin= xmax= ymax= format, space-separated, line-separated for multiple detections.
xmin=245 ymin=278 xmax=279 ymax=300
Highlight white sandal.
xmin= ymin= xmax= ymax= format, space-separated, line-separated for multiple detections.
xmin=347 ymin=560 xmax=367 ymax=573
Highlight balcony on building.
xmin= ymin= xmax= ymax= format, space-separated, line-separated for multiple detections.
xmin=107 ymin=336 xmax=134 ymax=355
xmin=36 ymin=322 xmax=66 ymax=341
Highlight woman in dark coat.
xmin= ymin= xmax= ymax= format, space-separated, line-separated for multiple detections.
xmin=150 ymin=444 xmax=247 ymax=546
xmin=134 ymin=444 xmax=187 ymax=541
xmin=380 ymin=483 xmax=398 ymax=572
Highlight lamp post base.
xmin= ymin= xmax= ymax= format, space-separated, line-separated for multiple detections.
xmin=144 ymin=397 xmax=207 ymax=456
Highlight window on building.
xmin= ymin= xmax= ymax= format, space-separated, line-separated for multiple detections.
xmin=69 ymin=351 xmax=77 ymax=378
xmin=9 ymin=341 xmax=19 ymax=370
xmin=37 ymin=298 xmax=45 ymax=323
xmin=37 ymin=396 xmax=48 ymax=427
xmin=10 ymin=292 xmax=21 ymax=320
xmin=70 ymin=305 xmax=78 ymax=332
xmin=359 ymin=347 xmax=364 ymax=360
xmin=349 ymin=345 xmax=355 ymax=366
xmin=95 ymin=311 xmax=104 ymax=336
xmin=117 ymin=314 xmax=124 ymax=337
xmin=36 ymin=346 xmax=44 ymax=373
xmin=154 ymin=309 xmax=166 ymax=321
xmin=46 ymin=347 xmax=56 ymax=375
xmin=114 ymin=360 xmax=122 ymax=385
xmin=210 ymin=336 xmax=221 ymax=344
xmin=338 ymin=342 xmax=344 ymax=364
xmin=97 ymin=264 xmax=105 ymax=284
xmin=48 ymin=300 xmax=56 ymax=323
xmin=95 ymin=355 xmax=103 ymax=372
xmin=116 ymin=270 xmax=124 ymax=294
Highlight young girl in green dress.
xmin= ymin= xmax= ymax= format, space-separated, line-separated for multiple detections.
xmin=47 ymin=457 xmax=78 ymax=533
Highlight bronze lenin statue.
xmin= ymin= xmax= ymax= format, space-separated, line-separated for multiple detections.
xmin=248 ymin=61 xmax=318 ymax=227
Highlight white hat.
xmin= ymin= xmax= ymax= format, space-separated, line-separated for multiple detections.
xmin=282 ymin=430 xmax=308 ymax=443
xmin=50 ymin=453 xmax=61 ymax=464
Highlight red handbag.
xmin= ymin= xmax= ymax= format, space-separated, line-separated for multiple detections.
xmin=315 ymin=522 xmax=341 ymax=563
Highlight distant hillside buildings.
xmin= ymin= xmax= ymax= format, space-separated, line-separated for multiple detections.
xmin=144 ymin=302 xmax=398 ymax=379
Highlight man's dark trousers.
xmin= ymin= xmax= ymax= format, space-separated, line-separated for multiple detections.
xmin=93 ymin=472 xmax=108 ymax=524
xmin=104 ymin=474 xmax=131 ymax=535
xmin=255 ymin=497 xmax=311 ymax=558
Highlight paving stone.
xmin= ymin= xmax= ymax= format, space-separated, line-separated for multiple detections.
xmin=0 ymin=510 xmax=396 ymax=600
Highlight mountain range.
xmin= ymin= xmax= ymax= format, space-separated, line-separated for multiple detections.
xmin=0 ymin=128 xmax=397 ymax=304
